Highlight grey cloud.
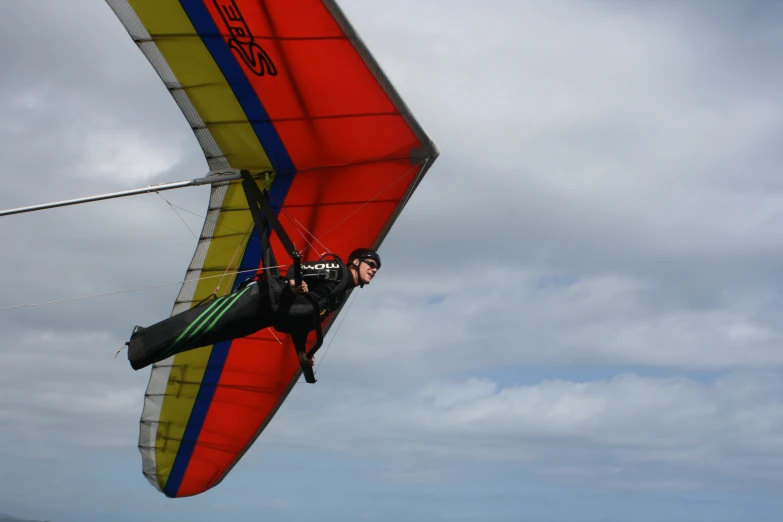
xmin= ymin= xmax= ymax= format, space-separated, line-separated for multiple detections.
xmin=260 ymin=371 xmax=783 ymax=490
xmin=2 ymin=0 xmax=783 ymax=516
xmin=0 ymin=329 xmax=144 ymax=458
xmin=314 ymin=265 xmax=783 ymax=388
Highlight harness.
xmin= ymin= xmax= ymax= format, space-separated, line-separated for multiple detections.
xmin=266 ymin=254 xmax=351 ymax=348
xmin=240 ymin=170 xmax=349 ymax=383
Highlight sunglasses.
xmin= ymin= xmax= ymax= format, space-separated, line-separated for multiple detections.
xmin=362 ymin=259 xmax=379 ymax=270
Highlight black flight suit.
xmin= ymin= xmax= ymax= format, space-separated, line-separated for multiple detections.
xmin=126 ymin=260 xmax=354 ymax=370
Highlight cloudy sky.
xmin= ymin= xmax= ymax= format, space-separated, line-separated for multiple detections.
xmin=2 ymin=1 xmax=783 ymax=521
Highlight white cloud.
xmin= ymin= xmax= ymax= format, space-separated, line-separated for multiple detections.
xmin=265 ymin=370 xmax=783 ymax=489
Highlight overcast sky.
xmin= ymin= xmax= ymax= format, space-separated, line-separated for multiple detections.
xmin=2 ymin=1 xmax=783 ymax=521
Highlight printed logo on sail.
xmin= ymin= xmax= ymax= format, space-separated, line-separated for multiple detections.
xmin=213 ymin=0 xmax=277 ymax=76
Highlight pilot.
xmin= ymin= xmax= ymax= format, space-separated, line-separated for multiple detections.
xmin=126 ymin=248 xmax=381 ymax=373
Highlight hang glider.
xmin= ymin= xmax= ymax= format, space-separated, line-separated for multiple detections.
xmin=1 ymin=0 xmax=439 ymax=499
xmin=105 ymin=0 xmax=438 ymax=499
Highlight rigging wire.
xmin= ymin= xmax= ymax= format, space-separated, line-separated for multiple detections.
xmin=295 ymin=290 xmax=360 ymax=384
xmin=272 ymin=159 xmax=425 ymax=259
xmin=156 ymin=192 xmax=199 ymax=238
xmin=315 ymin=160 xmax=424 ymax=243
xmin=153 ymin=188 xmax=259 ymax=295
xmin=284 ymin=210 xmax=331 ymax=257
xmin=279 ymin=207 xmax=332 ymax=257
xmin=0 ymin=265 xmax=288 ymax=311
xmin=213 ymin=221 xmax=254 ymax=295
xmin=154 ymin=189 xmax=254 ymax=296
xmin=155 ymin=160 xmax=425 ymax=263
xmin=315 ymin=290 xmax=359 ymax=376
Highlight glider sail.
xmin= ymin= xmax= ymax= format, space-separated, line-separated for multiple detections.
xmin=106 ymin=0 xmax=438 ymax=498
